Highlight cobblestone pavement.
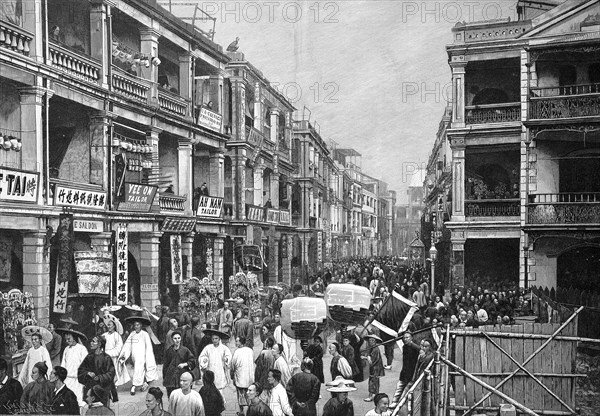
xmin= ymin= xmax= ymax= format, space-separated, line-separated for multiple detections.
xmin=107 ymin=334 xmax=402 ymax=416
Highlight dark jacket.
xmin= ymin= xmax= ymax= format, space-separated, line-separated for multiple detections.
xmin=399 ymin=342 xmax=420 ymax=383
xmin=0 ymin=376 xmax=23 ymax=414
xmin=286 ymin=371 xmax=320 ymax=416
xmin=50 ymin=385 xmax=80 ymax=415
xmin=77 ymin=352 xmax=117 ymax=402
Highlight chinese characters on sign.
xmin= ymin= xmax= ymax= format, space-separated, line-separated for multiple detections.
xmin=0 ymin=168 xmax=39 ymax=203
xmin=197 ymin=107 xmax=223 ymax=133
xmin=317 ymin=231 xmax=323 ymax=263
xmin=75 ymin=251 xmax=112 ymax=296
xmin=197 ymin=196 xmax=223 ymax=218
xmin=53 ymin=270 xmax=68 ymax=314
xmin=57 ymin=214 xmax=73 ymax=283
xmin=54 ymin=185 xmax=107 ymax=210
xmin=115 ymin=224 xmax=128 ymax=305
xmin=117 ymin=183 xmax=157 ymax=212
xmin=171 ymin=235 xmax=183 ymax=284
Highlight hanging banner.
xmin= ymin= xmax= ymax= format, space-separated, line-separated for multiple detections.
xmin=115 ymin=225 xmax=128 ymax=305
xmin=317 ymin=231 xmax=323 ymax=263
xmin=75 ymin=251 xmax=112 ymax=296
xmin=54 ymin=185 xmax=107 ymax=210
xmin=171 ymin=234 xmax=183 ymax=284
xmin=53 ymin=269 xmax=68 ymax=314
xmin=0 ymin=168 xmax=39 ymax=203
xmin=57 ymin=214 xmax=74 ymax=283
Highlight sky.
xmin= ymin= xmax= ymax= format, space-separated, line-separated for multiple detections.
xmin=167 ymin=0 xmax=518 ymax=198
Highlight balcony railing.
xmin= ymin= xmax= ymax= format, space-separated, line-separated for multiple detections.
xmin=465 ymin=199 xmax=520 ymax=217
xmin=529 ymin=85 xmax=600 ymax=120
xmin=223 ymin=202 xmax=234 ymax=219
xmin=48 ymin=41 xmax=100 ymax=83
xmin=527 ymin=193 xmax=600 ymax=224
xmin=159 ymin=193 xmax=187 ymax=212
xmin=465 ymin=102 xmax=520 ymax=124
xmin=292 ymin=213 xmax=301 ymax=227
xmin=112 ymin=68 xmax=150 ymax=104
xmin=158 ymin=89 xmax=188 ymax=117
xmin=0 ymin=19 xmax=32 ymax=56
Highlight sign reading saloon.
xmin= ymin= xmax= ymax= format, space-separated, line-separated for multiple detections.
xmin=117 ymin=183 xmax=157 ymax=212
xmin=54 ymin=185 xmax=106 ymax=210
xmin=197 ymin=108 xmax=223 ymax=133
xmin=0 ymin=168 xmax=39 ymax=203
xmin=197 ymin=196 xmax=223 ymax=218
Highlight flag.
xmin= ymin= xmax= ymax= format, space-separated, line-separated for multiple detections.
xmin=372 ymin=290 xmax=418 ymax=348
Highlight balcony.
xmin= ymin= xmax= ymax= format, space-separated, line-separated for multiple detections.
xmin=246 ymin=204 xmax=265 ymax=222
xmin=159 ymin=193 xmax=187 ymax=212
xmin=527 ymin=193 xmax=600 ymax=225
xmin=0 ymin=20 xmax=33 ymax=56
xmin=223 ymin=202 xmax=234 ymax=219
xmin=465 ymin=103 xmax=520 ymax=124
xmin=158 ymin=89 xmax=189 ymax=117
xmin=453 ymin=19 xmax=532 ymax=44
xmin=465 ymin=199 xmax=520 ymax=217
xmin=529 ymin=84 xmax=600 ymax=120
xmin=112 ymin=68 xmax=150 ymax=104
xmin=48 ymin=41 xmax=100 ymax=84
xmin=292 ymin=213 xmax=301 ymax=227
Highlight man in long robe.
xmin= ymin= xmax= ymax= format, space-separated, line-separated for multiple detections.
xmin=169 ymin=371 xmax=205 ymax=416
xmin=198 ymin=331 xmax=232 ymax=392
xmin=0 ymin=358 xmax=23 ymax=414
xmin=233 ymin=309 xmax=255 ymax=348
xmin=60 ymin=332 xmax=88 ymax=407
xmin=247 ymin=382 xmax=273 ymax=416
xmin=18 ymin=333 xmax=53 ymax=387
xmin=230 ymin=335 xmax=255 ymax=415
xmin=216 ymin=302 xmax=233 ymax=339
xmin=46 ymin=324 xmax=62 ymax=367
xmin=119 ymin=319 xmax=158 ymax=395
xmin=286 ymin=358 xmax=320 ymax=416
xmin=273 ymin=325 xmax=299 ymax=369
xmin=77 ymin=335 xmax=117 ymax=404
xmin=102 ymin=318 xmax=125 ymax=386
xmin=272 ymin=343 xmax=291 ymax=387
xmin=163 ymin=330 xmax=195 ymax=397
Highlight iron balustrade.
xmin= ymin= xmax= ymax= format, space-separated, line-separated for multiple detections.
xmin=529 ymin=84 xmax=600 ymax=119
xmin=465 ymin=103 xmax=521 ymax=124
xmin=111 ymin=68 xmax=150 ymax=104
xmin=527 ymin=193 xmax=600 ymax=224
xmin=465 ymin=199 xmax=520 ymax=217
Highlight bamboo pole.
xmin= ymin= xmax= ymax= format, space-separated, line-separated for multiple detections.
xmin=433 ymin=351 xmax=440 ymax=416
xmin=423 ymin=370 xmax=432 ymax=416
xmin=440 ymin=356 xmax=540 ymax=416
xmin=464 ymin=306 xmax=584 ymax=415
xmin=482 ymin=332 xmax=576 ymax=414
xmin=441 ymin=324 xmax=450 ymax=416
xmin=450 ymin=330 xmax=600 ymax=344
xmin=448 ymin=372 xmax=585 ymax=378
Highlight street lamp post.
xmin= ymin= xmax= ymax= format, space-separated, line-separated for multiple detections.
xmin=430 ymin=244 xmax=438 ymax=298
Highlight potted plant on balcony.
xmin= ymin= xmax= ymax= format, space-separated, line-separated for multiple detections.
xmin=473 ymin=178 xmax=488 ymax=200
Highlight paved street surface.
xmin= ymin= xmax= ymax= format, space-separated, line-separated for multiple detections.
xmin=108 ymin=333 xmax=403 ymax=416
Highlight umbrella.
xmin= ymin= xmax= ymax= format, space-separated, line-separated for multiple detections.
xmin=21 ymin=325 xmax=52 ymax=344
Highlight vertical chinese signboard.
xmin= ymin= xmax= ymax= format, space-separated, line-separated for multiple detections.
xmin=53 ymin=269 xmax=68 ymax=314
xmin=171 ymin=235 xmax=183 ymax=284
xmin=317 ymin=231 xmax=323 ymax=263
xmin=115 ymin=224 xmax=128 ymax=305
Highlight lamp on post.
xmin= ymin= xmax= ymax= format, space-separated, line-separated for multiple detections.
xmin=430 ymin=244 xmax=438 ymax=298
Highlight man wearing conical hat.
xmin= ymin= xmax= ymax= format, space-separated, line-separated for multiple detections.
xmin=58 ymin=329 xmax=88 ymax=408
xmin=198 ymin=329 xmax=232 ymax=393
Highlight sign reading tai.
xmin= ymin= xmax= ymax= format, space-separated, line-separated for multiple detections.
xmin=0 ymin=168 xmax=39 ymax=203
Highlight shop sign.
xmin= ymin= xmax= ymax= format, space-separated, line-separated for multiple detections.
xmin=197 ymin=196 xmax=223 ymax=218
xmin=266 ymin=208 xmax=280 ymax=224
xmin=197 ymin=107 xmax=223 ymax=133
xmin=0 ymin=168 xmax=39 ymax=203
xmin=73 ymin=220 xmax=104 ymax=233
xmin=171 ymin=235 xmax=183 ymax=284
xmin=161 ymin=218 xmax=195 ymax=232
xmin=115 ymin=224 xmax=128 ymax=305
xmin=141 ymin=283 xmax=158 ymax=292
xmin=280 ymin=210 xmax=290 ymax=225
xmin=75 ymin=251 xmax=112 ymax=296
xmin=54 ymin=185 xmax=106 ymax=210
xmin=317 ymin=231 xmax=323 ymax=263
xmin=57 ymin=214 xmax=74 ymax=283
xmin=53 ymin=270 xmax=68 ymax=314
xmin=246 ymin=204 xmax=265 ymax=222
xmin=117 ymin=183 xmax=157 ymax=212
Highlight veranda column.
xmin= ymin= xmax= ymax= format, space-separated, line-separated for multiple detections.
xmin=139 ymin=232 xmax=162 ymax=309
xmin=23 ymin=230 xmax=50 ymax=325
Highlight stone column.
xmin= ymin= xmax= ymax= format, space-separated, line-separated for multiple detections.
xmin=231 ymin=80 xmax=246 ymax=141
xmin=18 ymin=86 xmax=47 ymax=203
xmin=450 ymin=137 xmax=466 ymax=221
xmin=209 ymin=152 xmax=225 ymax=198
xmin=270 ymin=172 xmax=280 ymax=209
xmin=23 ymin=230 xmax=50 ymax=325
xmin=90 ymin=0 xmax=111 ymax=87
xmin=252 ymin=83 xmax=262 ymax=130
xmin=182 ymin=233 xmax=194 ymax=281
xmin=281 ymin=237 xmax=291 ymax=284
xmin=253 ymin=164 xmax=265 ymax=207
xmin=89 ymin=111 xmax=110 ymax=189
xmin=270 ymin=234 xmax=279 ymax=286
xmin=450 ymin=58 xmax=467 ymax=128
xmin=233 ymin=153 xmax=247 ymax=220
xmin=178 ymin=137 xmax=192 ymax=212
xmin=139 ymin=28 xmax=159 ymax=100
xmin=139 ymin=232 xmax=162 ymax=309
xmin=22 ymin=0 xmax=43 ymax=62
xmin=213 ymin=235 xmax=225 ymax=288
xmin=270 ymin=109 xmax=280 ymax=143
xmin=179 ymin=52 xmax=193 ymax=102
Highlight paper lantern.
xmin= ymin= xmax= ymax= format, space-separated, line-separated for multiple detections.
xmin=280 ymin=297 xmax=327 ymax=340
xmin=325 ymin=283 xmax=371 ymax=325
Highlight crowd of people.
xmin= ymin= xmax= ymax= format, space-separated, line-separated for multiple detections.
xmin=0 ymin=255 xmax=533 ymax=416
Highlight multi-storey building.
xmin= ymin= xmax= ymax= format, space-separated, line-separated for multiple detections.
xmin=0 ymin=0 xmax=233 ymax=326
xmin=376 ymin=181 xmax=396 ymax=257
xmin=445 ymin=0 xmax=600 ymax=291
xmin=222 ymin=52 xmax=296 ymax=287
xmin=393 ymin=169 xmax=426 ymax=257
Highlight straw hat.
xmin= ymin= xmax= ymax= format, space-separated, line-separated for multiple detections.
xmin=364 ymin=334 xmax=383 ymax=343
xmin=103 ymin=313 xmax=123 ymax=335
xmin=326 ymin=376 xmax=357 ymax=393
xmin=203 ymin=328 xmax=230 ymax=340
xmin=55 ymin=327 xmax=88 ymax=342
xmin=21 ymin=325 xmax=52 ymax=344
